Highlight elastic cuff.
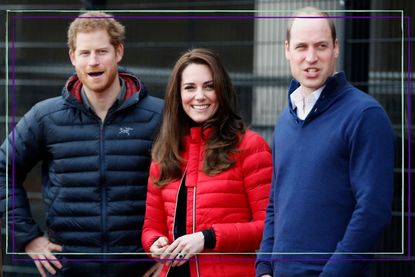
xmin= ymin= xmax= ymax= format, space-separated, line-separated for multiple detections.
xmin=201 ymin=228 xmax=216 ymax=249
xmin=255 ymin=261 xmax=272 ymax=277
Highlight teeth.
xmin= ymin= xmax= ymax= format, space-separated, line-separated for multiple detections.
xmin=307 ymin=69 xmax=317 ymax=73
xmin=192 ymin=105 xmax=209 ymax=110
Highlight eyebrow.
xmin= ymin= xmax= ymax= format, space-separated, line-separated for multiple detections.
xmin=182 ymin=80 xmax=213 ymax=86
xmin=78 ymin=46 xmax=110 ymax=52
xmin=293 ymin=40 xmax=330 ymax=46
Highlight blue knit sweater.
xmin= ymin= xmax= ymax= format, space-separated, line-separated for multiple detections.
xmin=256 ymin=72 xmax=395 ymax=277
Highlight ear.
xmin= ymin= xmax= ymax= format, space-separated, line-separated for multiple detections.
xmin=334 ymin=39 xmax=339 ymax=58
xmin=284 ymin=40 xmax=290 ymax=60
xmin=69 ymin=50 xmax=76 ymax=66
xmin=115 ymin=44 xmax=124 ymax=63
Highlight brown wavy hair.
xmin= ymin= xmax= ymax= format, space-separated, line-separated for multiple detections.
xmin=152 ymin=48 xmax=245 ymax=187
xmin=67 ymin=11 xmax=125 ymax=51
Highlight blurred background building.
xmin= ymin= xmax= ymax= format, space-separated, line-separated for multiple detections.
xmin=0 ymin=0 xmax=413 ymax=276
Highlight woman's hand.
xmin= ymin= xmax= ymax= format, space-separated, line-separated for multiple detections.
xmin=149 ymin=236 xmax=170 ymax=259
xmin=160 ymin=232 xmax=205 ymax=267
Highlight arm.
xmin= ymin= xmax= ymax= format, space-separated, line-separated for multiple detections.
xmin=0 ymin=106 xmax=63 ymax=276
xmin=211 ymin=133 xmax=272 ymax=253
xmin=255 ymin=184 xmax=276 ymax=277
xmin=321 ymin=107 xmax=395 ymax=276
xmin=142 ymin=162 xmax=170 ymax=253
xmin=0 ymin=107 xmax=44 ymax=252
xmin=256 ymin=136 xmax=278 ymax=277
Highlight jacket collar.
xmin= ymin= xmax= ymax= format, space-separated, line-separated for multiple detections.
xmin=62 ymin=67 xmax=147 ymax=112
xmin=186 ymin=126 xmax=214 ymax=144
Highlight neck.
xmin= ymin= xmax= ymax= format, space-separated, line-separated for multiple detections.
xmin=84 ymin=77 xmax=120 ymax=121
xmin=299 ymin=86 xmax=319 ymax=98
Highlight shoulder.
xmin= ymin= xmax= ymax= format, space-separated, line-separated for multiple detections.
xmin=237 ymin=130 xmax=272 ymax=171
xmin=343 ymin=86 xmax=384 ymax=112
xmin=29 ymin=96 xmax=67 ymax=120
xmin=339 ymin=87 xmax=393 ymax=138
xmin=239 ymin=130 xmax=271 ymax=153
xmin=341 ymin=88 xmax=391 ymax=129
xmin=148 ymin=161 xmax=162 ymax=187
xmin=275 ymin=107 xmax=291 ymax=124
xmin=137 ymin=95 xmax=164 ymax=115
xmin=150 ymin=160 xmax=160 ymax=170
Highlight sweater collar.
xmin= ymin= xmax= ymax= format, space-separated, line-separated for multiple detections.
xmin=288 ymin=71 xmax=349 ymax=99
xmin=287 ymin=72 xmax=352 ymax=120
xmin=288 ymin=71 xmax=351 ymax=111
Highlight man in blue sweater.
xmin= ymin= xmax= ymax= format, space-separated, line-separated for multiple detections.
xmin=0 ymin=12 xmax=163 ymax=277
xmin=256 ymin=7 xmax=395 ymax=277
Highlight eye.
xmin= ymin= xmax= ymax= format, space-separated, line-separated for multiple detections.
xmin=318 ymin=43 xmax=328 ymax=49
xmin=205 ymin=84 xmax=214 ymax=91
xmin=183 ymin=85 xmax=195 ymax=91
xmin=98 ymin=49 xmax=108 ymax=54
xmin=295 ymin=45 xmax=306 ymax=50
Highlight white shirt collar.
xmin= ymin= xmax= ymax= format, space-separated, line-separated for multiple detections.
xmin=290 ymin=86 xmax=325 ymax=120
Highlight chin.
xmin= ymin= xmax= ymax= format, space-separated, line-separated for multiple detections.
xmin=192 ymin=119 xmax=206 ymax=124
xmin=190 ymin=116 xmax=209 ymax=124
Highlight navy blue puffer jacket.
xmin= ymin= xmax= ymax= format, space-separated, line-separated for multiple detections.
xmin=0 ymin=70 xmax=163 ymax=276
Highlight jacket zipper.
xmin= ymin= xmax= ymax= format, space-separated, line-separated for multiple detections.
xmin=193 ymin=187 xmax=200 ymax=277
xmin=99 ymin=120 xmax=108 ymax=277
xmin=98 ymin=108 xmax=116 ymax=256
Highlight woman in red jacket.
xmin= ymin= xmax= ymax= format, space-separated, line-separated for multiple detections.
xmin=142 ymin=48 xmax=272 ymax=277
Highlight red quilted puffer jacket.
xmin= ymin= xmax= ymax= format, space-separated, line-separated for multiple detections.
xmin=142 ymin=127 xmax=272 ymax=277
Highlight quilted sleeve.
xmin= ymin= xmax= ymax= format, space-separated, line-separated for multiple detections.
xmin=212 ymin=131 xmax=272 ymax=252
xmin=0 ymin=106 xmax=45 ymax=252
xmin=141 ymin=162 xmax=170 ymax=253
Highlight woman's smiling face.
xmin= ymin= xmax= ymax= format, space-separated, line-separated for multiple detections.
xmin=180 ymin=63 xmax=218 ymax=123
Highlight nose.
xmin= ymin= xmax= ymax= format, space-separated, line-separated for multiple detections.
xmin=88 ymin=52 xmax=99 ymax=66
xmin=195 ymin=87 xmax=205 ymax=101
xmin=305 ymin=48 xmax=317 ymax=63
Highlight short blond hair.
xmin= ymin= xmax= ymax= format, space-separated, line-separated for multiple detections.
xmin=67 ymin=11 xmax=125 ymax=51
